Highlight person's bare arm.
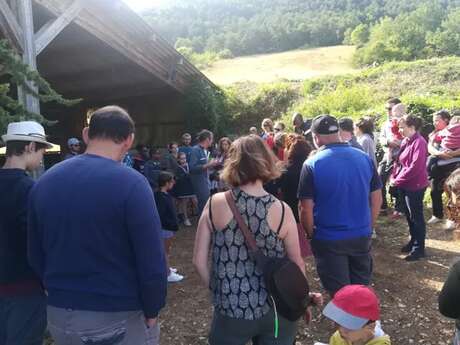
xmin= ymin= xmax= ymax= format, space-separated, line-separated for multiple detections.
xmin=370 ymin=190 xmax=382 ymax=227
xmin=428 ymin=139 xmax=443 ymax=156
xmin=192 ymin=202 xmax=212 ymax=287
xmin=299 ymin=199 xmax=314 ymax=239
xmin=280 ymin=202 xmax=305 ymax=276
xmin=445 ymin=148 xmax=460 ymax=158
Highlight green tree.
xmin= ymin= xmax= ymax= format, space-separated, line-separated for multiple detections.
xmin=0 ymin=40 xmax=79 ymax=133
xmin=427 ymin=8 xmax=460 ymax=56
xmin=349 ymin=24 xmax=370 ymax=46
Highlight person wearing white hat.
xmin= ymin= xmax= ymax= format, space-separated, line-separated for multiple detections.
xmin=0 ymin=121 xmax=53 ymax=345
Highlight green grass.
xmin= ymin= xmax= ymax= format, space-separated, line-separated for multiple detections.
xmin=203 ymin=45 xmax=357 ymax=85
xmin=280 ymin=56 xmax=460 ymax=126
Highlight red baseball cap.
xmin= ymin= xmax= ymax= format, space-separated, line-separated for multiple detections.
xmin=323 ymin=285 xmax=380 ymax=330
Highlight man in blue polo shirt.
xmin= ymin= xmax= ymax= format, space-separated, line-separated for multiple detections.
xmin=298 ymin=115 xmax=382 ymax=296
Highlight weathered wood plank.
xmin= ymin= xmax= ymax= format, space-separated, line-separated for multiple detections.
xmin=17 ymin=0 xmax=40 ymax=113
xmin=35 ymin=0 xmax=84 ymax=55
xmin=33 ymin=0 xmax=211 ymax=92
xmin=0 ymin=0 xmax=24 ymax=52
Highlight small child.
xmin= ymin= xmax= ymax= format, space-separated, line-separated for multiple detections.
xmin=428 ymin=116 xmax=460 ymax=178
xmin=172 ymin=152 xmax=197 ymax=227
xmin=154 ymin=171 xmax=183 ymax=283
xmin=321 ymin=285 xmax=391 ymax=345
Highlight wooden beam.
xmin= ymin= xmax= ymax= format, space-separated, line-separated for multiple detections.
xmin=17 ymin=0 xmax=39 ymax=113
xmin=35 ymin=0 xmax=84 ymax=55
xmin=0 ymin=0 xmax=24 ymax=52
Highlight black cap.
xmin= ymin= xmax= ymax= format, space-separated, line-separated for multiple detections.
xmin=311 ymin=115 xmax=339 ymax=135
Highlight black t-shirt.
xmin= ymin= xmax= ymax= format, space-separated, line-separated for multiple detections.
xmin=280 ymin=162 xmax=303 ymax=222
xmin=439 ymin=260 xmax=460 ymax=327
xmin=0 ymin=169 xmax=37 ymax=285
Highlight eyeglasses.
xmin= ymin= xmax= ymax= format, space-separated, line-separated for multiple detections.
xmin=274 ymin=128 xmax=282 ymax=132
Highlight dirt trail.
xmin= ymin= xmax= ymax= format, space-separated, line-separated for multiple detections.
xmin=161 ymin=214 xmax=458 ymax=345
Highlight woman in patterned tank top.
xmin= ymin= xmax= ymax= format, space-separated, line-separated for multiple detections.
xmin=193 ymin=135 xmax=308 ymax=345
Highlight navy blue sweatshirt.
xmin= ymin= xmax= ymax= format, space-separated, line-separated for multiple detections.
xmin=0 ymin=169 xmax=42 ymax=294
xmin=28 ymin=154 xmax=167 ymax=318
xmin=154 ymin=191 xmax=179 ymax=231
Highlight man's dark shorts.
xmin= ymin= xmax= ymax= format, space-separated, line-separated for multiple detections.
xmin=311 ymin=236 xmax=372 ymax=296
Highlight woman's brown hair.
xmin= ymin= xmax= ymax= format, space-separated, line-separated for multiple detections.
xmin=261 ymin=118 xmax=274 ymax=132
xmin=221 ymin=135 xmax=281 ymax=187
xmin=218 ymin=137 xmax=232 ymax=153
xmin=402 ymin=115 xmax=423 ymax=131
xmin=287 ymin=137 xmax=312 ymax=165
xmin=356 ymin=116 xmax=375 ymax=136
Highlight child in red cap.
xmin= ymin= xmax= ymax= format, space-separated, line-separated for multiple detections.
xmin=320 ymin=285 xmax=391 ymax=345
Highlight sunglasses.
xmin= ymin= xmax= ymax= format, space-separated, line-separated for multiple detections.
xmin=274 ymin=128 xmax=282 ymax=132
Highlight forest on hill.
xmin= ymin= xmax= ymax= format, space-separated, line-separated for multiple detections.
xmin=143 ymin=0 xmax=460 ymax=65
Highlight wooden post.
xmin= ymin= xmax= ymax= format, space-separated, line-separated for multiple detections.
xmin=17 ymin=0 xmax=40 ymax=114
xmin=17 ymin=0 xmax=44 ymax=178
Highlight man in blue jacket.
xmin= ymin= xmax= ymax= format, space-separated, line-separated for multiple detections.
xmin=189 ymin=129 xmax=219 ymax=214
xmin=28 ymin=106 xmax=167 ymax=345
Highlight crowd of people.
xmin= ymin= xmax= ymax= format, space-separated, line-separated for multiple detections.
xmin=2 ymin=101 xmax=460 ymax=345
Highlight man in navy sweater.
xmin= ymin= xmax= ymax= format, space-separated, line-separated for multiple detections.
xmin=28 ymin=106 xmax=167 ymax=345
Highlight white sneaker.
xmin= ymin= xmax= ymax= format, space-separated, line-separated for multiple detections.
xmin=427 ymin=216 xmax=443 ymax=224
xmin=167 ymin=272 xmax=184 ymax=283
xmin=184 ymin=219 xmax=192 ymax=227
xmin=170 ymin=267 xmax=177 ymax=273
xmin=444 ymin=220 xmax=457 ymax=230
xmin=371 ymin=230 xmax=377 ymax=239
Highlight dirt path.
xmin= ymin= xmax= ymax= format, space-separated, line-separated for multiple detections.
xmin=161 ymin=213 xmax=459 ymax=345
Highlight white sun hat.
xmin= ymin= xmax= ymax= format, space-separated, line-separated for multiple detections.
xmin=1 ymin=121 xmax=54 ymax=149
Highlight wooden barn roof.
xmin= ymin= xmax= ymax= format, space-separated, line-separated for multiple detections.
xmin=2 ymin=0 xmax=213 ymax=101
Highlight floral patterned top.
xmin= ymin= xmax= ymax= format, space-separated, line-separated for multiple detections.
xmin=209 ymin=188 xmax=285 ymax=320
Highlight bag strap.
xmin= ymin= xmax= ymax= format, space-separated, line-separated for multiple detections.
xmin=209 ymin=195 xmax=217 ymax=232
xmin=224 ymin=190 xmax=258 ymax=251
xmin=276 ymin=201 xmax=285 ymax=234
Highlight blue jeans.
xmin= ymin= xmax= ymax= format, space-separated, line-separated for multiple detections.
xmin=401 ymin=188 xmax=426 ymax=252
xmin=0 ymin=293 xmax=47 ymax=345
xmin=191 ymin=180 xmax=210 ymax=215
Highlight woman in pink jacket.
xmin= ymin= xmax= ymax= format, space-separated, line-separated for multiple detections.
xmin=390 ymin=115 xmax=429 ymax=261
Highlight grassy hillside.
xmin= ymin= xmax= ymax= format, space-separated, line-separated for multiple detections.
xmin=203 ymin=46 xmax=357 ymax=85
xmin=187 ymin=54 xmax=460 ymax=137
xmin=285 ymin=56 xmax=460 ymax=125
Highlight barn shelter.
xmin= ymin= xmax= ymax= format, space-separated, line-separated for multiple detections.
xmin=0 ymin=0 xmax=213 ymax=154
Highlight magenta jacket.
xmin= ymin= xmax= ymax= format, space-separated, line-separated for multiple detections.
xmin=392 ymin=132 xmax=429 ymax=191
